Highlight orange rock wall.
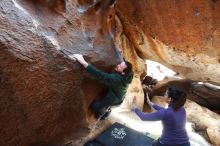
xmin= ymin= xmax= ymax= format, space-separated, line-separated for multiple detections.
xmin=1 ymin=0 xmax=220 ymax=145
xmin=116 ymin=0 xmax=220 ymax=84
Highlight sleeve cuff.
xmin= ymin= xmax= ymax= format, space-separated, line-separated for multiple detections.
xmin=134 ymin=107 xmax=140 ymax=113
xmin=150 ymin=102 xmax=154 ymax=106
xmin=86 ymin=64 xmax=94 ymax=72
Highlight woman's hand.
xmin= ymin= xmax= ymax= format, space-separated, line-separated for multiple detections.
xmin=146 ymin=92 xmax=152 ymax=105
xmin=132 ymin=96 xmax=139 ymax=111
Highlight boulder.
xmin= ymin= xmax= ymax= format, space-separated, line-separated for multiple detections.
xmin=116 ymin=0 xmax=220 ymax=84
xmin=1 ymin=0 xmax=220 ymax=145
xmin=0 ymin=0 xmax=120 ymax=145
xmin=185 ymin=100 xmax=220 ymax=146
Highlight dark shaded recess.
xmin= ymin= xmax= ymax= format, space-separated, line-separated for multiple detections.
xmin=94 ymin=1 xmax=102 ymax=11
xmin=211 ymin=0 xmax=219 ymax=3
xmin=108 ymin=0 xmax=116 ymax=6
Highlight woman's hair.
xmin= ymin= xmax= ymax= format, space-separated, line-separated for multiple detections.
xmin=168 ymin=87 xmax=187 ymax=111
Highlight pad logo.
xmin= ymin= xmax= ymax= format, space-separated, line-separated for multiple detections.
xmin=111 ymin=128 xmax=127 ymax=139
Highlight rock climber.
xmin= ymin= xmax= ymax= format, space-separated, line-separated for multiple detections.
xmin=133 ymin=87 xmax=190 ymax=146
xmin=70 ymin=54 xmax=133 ymax=119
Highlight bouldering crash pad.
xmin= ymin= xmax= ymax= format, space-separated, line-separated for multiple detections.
xmin=84 ymin=122 xmax=154 ymax=146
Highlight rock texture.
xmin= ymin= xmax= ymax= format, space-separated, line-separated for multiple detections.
xmin=1 ymin=0 xmax=220 ymax=146
xmin=116 ymin=0 xmax=220 ymax=84
xmin=190 ymin=82 xmax=220 ymax=114
xmin=0 ymin=0 xmax=124 ymax=146
xmin=185 ymin=100 xmax=220 ymax=146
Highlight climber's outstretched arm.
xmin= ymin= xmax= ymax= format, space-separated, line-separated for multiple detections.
xmin=69 ymin=54 xmax=120 ymax=87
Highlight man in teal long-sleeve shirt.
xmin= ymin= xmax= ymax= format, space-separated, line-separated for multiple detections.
xmin=71 ymin=54 xmax=133 ymax=119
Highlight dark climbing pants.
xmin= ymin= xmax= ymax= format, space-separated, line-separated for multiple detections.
xmin=91 ymin=97 xmax=121 ymax=119
xmin=152 ymin=139 xmax=190 ymax=146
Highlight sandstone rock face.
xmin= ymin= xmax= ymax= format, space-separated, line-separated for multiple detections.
xmin=185 ymin=100 xmax=220 ymax=146
xmin=1 ymin=0 xmax=220 ymax=146
xmin=116 ymin=0 xmax=220 ymax=84
xmin=0 ymin=0 xmax=124 ymax=145
xmin=191 ymin=82 xmax=220 ymax=113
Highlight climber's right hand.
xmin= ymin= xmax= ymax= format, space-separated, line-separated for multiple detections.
xmin=72 ymin=54 xmax=83 ymax=61
xmin=69 ymin=54 xmax=88 ymax=68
